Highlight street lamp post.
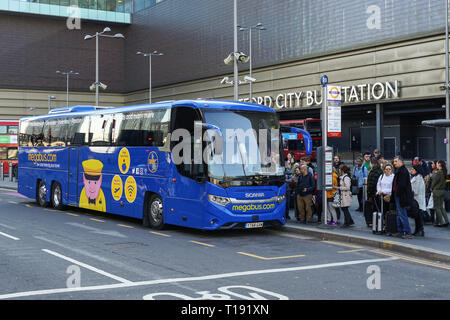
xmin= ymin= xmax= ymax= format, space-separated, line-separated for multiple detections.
xmin=84 ymin=27 xmax=125 ymax=106
xmin=445 ymin=0 xmax=450 ymax=167
xmin=56 ymin=70 xmax=79 ymax=107
xmin=238 ymin=22 xmax=266 ymax=102
xmin=136 ymin=50 xmax=164 ymax=104
xmin=48 ymin=95 xmax=56 ymax=112
xmin=233 ymin=0 xmax=238 ymax=101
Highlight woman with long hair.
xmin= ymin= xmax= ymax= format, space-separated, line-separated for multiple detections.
xmin=336 ymin=164 xmax=354 ymax=227
xmin=430 ymin=160 xmax=449 ymax=227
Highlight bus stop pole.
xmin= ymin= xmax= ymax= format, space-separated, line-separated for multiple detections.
xmin=322 ymin=85 xmax=328 ymax=226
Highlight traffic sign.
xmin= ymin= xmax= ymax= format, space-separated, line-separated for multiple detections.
xmin=320 ymin=75 xmax=328 ymax=87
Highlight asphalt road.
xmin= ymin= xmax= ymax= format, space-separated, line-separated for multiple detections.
xmin=0 ymin=187 xmax=449 ymax=301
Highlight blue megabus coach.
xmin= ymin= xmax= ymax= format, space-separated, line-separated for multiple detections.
xmin=17 ymin=100 xmax=287 ymax=230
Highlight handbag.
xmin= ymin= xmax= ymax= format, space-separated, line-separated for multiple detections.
xmin=427 ymin=192 xmax=434 ymax=210
xmin=332 ymin=192 xmax=341 ymax=208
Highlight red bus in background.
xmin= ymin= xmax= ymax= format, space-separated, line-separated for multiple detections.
xmin=0 ymin=120 xmax=19 ymax=176
xmin=279 ymin=118 xmax=322 ymax=161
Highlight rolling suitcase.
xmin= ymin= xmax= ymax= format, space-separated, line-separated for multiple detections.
xmin=385 ymin=210 xmax=398 ymax=236
xmin=372 ymin=196 xmax=384 ymax=234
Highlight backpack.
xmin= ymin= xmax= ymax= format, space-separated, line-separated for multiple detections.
xmin=351 ymin=167 xmax=359 ymax=187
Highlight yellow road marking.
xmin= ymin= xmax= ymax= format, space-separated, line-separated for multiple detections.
xmin=8 ymin=201 xmax=18 ymax=204
xmin=90 ymin=218 xmax=104 ymax=223
xmin=321 ymin=240 xmax=363 ymax=249
xmin=338 ymin=249 xmax=367 ymax=254
xmin=190 ymin=240 xmax=216 ymax=247
xmin=269 ymin=231 xmax=312 ymax=240
xmin=370 ymin=249 xmax=450 ymax=271
xmin=237 ymin=251 xmax=305 ymax=260
xmin=65 ymin=212 xmax=79 ymax=217
xmin=117 ymin=224 xmax=134 ymax=229
xmin=150 ymin=231 xmax=171 ymax=237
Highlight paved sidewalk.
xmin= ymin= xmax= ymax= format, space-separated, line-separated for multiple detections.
xmin=0 ymin=178 xmax=17 ymax=190
xmin=284 ymin=198 xmax=450 ymax=263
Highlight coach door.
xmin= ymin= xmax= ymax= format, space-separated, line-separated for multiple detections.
xmin=167 ymin=106 xmax=206 ymax=228
xmin=68 ymin=147 xmax=78 ymax=205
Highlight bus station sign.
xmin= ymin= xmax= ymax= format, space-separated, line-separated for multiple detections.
xmin=327 ymin=85 xmax=341 ymax=138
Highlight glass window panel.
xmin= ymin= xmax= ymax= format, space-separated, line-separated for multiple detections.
xmin=89 ymin=0 xmax=97 ymax=9
xmin=115 ymin=0 xmax=124 ymax=12
xmin=89 ymin=115 xmax=112 ymax=146
xmin=8 ymin=126 xmax=18 ymax=134
xmin=7 ymin=148 xmax=18 ymax=160
xmin=0 ymin=148 xmax=7 ymax=160
xmin=0 ymin=126 xmax=6 ymax=134
xmin=123 ymin=0 xmax=131 ymax=13
xmin=67 ymin=117 xmax=86 ymax=146
xmin=106 ymin=0 xmax=115 ymax=11
xmin=79 ymin=0 xmax=89 ymax=8
xmin=97 ymin=0 xmax=105 ymax=10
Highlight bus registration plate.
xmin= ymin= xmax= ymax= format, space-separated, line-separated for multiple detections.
xmin=245 ymin=222 xmax=263 ymax=229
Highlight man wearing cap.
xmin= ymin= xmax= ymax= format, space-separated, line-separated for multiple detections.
xmin=79 ymin=159 xmax=106 ymax=212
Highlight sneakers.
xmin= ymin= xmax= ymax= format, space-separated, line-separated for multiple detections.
xmin=402 ymin=233 xmax=414 ymax=239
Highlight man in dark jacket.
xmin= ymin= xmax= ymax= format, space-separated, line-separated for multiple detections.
xmin=296 ymin=165 xmax=316 ymax=224
xmin=391 ymin=155 xmax=413 ymax=238
xmin=363 ymin=157 xmax=382 ymax=227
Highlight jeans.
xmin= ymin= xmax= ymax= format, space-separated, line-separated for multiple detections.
xmin=394 ymin=196 xmax=412 ymax=235
xmin=357 ymin=187 xmax=363 ymax=210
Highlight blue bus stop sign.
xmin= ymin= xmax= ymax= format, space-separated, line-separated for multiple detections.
xmin=320 ymin=75 xmax=328 ymax=87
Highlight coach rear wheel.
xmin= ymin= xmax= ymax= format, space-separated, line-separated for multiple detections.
xmin=37 ymin=180 xmax=48 ymax=207
xmin=148 ymin=195 xmax=164 ymax=230
xmin=51 ymin=182 xmax=63 ymax=210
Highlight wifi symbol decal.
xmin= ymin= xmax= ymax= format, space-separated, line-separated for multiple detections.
xmin=125 ymin=176 xmax=137 ymax=203
xmin=127 ymin=184 xmax=134 ymax=196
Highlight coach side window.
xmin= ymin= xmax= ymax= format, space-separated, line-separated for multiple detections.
xmin=29 ymin=120 xmax=44 ymax=146
xmin=89 ymin=114 xmax=112 ymax=146
xmin=140 ymin=109 xmax=170 ymax=147
xmin=68 ymin=117 xmax=88 ymax=146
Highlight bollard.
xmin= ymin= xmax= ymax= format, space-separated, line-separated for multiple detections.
xmin=8 ymin=162 xmax=13 ymax=182
xmin=363 ymin=177 xmax=368 ymax=202
xmin=0 ymin=162 xmax=3 ymax=181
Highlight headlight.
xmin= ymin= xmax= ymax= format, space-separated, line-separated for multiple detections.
xmin=276 ymin=195 xmax=285 ymax=204
xmin=208 ymin=194 xmax=231 ymax=206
